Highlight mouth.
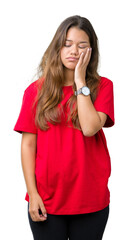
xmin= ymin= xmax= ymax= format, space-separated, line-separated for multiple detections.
xmin=66 ymin=57 xmax=79 ymax=61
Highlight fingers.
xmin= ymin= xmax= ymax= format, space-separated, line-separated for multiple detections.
xmin=29 ymin=194 xmax=47 ymax=222
xmin=76 ymin=47 xmax=92 ymax=70
xmin=77 ymin=51 xmax=85 ymax=66
xmin=29 ymin=207 xmax=47 ymax=222
xmin=82 ymin=47 xmax=92 ymax=66
xmin=40 ymin=204 xmax=47 ymax=218
xmin=74 ymin=47 xmax=92 ymax=82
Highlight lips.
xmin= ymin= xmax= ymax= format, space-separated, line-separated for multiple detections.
xmin=66 ymin=57 xmax=79 ymax=61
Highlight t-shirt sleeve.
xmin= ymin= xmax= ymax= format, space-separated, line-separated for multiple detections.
xmin=94 ymin=78 xmax=115 ymax=128
xmin=13 ymin=85 xmax=38 ymax=134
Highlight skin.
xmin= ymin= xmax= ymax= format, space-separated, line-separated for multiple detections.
xmin=60 ymin=27 xmax=107 ymax=136
xmin=21 ymin=133 xmax=47 ymax=222
xmin=60 ymin=26 xmax=91 ymax=85
xmin=21 ymin=27 xmax=107 ymax=222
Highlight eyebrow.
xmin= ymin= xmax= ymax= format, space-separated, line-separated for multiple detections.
xmin=66 ymin=39 xmax=88 ymax=43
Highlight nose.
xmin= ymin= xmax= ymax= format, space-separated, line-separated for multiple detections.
xmin=70 ymin=44 xmax=79 ymax=56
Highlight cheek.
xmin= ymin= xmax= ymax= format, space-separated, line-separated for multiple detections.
xmin=79 ymin=48 xmax=87 ymax=55
xmin=60 ymin=49 xmax=68 ymax=63
xmin=60 ymin=50 xmax=64 ymax=62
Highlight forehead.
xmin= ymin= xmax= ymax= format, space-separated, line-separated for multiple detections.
xmin=66 ymin=27 xmax=89 ymax=43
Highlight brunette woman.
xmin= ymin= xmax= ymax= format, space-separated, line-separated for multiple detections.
xmin=14 ymin=15 xmax=114 ymax=240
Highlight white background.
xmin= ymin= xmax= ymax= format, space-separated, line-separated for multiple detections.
xmin=0 ymin=0 xmax=127 ymax=239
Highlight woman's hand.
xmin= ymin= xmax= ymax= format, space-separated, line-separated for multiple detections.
xmin=29 ymin=192 xmax=47 ymax=222
xmin=74 ymin=47 xmax=92 ymax=85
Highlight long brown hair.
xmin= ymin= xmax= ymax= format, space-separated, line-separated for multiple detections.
xmin=35 ymin=15 xmax=101 ymax=131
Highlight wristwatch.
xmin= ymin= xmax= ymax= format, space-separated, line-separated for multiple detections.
xmin=75 ymin=86 xmax=90 ymax=96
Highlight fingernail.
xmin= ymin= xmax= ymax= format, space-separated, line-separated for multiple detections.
xmin=44 ymin=213 xmax=47 ymax=218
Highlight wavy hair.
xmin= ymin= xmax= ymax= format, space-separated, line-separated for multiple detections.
xmin=35 ymin=15 xmax=101 ymax=131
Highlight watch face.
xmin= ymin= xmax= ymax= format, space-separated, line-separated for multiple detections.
xmin=82 ymin=86 xmax=90 ymax=96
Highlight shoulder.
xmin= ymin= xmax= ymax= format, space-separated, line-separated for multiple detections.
xmin=99 ymin=76 xmax=113 ymax=88
xmin=24 ymin=77 xmax=45 ymax=97
xmin=95 ymin=76 xmax=114 ymax=100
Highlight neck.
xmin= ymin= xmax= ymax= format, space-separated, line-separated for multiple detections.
xmin=63 ymin=68 xmax=74 ymax=86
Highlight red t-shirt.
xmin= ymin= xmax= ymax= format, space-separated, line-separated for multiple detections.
xmin=14 ymin=76 xmax=115 ymax=215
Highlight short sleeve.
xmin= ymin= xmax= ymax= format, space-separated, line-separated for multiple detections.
xmin=13 ymin=83 xmax=38 ymax=134
xmin=94 ymin=77 xmax=115 ymax=127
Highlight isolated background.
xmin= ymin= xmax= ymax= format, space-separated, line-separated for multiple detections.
xmin=0 ymin=0 xmax=127 ymax=239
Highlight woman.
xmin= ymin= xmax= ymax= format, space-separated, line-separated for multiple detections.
xmin=14 ymin=15 xmax=115 ymax=240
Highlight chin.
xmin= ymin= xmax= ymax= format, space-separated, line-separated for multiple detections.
xmin=64 ymin=63 xmax=76 ymax=70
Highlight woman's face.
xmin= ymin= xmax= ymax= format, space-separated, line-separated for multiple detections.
xmin=60 ymin=27 xmax=90 ymax=70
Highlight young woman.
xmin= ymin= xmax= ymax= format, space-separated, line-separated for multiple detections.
xmin=14 ymin=15 xmax=115 ymax=240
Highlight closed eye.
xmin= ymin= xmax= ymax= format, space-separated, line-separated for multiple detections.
xmin=79 ymin=46 xmax=88 ymax=49
xmin=64 ymin=44 xmax=71 ymax=47
xmin=64 ymin=44 xmax=88 ymax=49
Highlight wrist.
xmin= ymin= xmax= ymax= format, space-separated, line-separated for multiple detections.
xmin=28 ymin=189 xmax=38 ymax=198
xmin=75 ymin=81 xmax=87 ymax=90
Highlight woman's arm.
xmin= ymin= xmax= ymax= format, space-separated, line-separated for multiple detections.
xmin=75 ymin=82 xmax=107 ymax=136
xmin=74 ymin=48 xmax=107 ymax=136
xmin=21 ymin=132 xmax=47 ymax=221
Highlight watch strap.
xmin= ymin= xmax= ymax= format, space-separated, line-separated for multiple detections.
xmin=75 ymin=88 xmax=82 ymax=96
